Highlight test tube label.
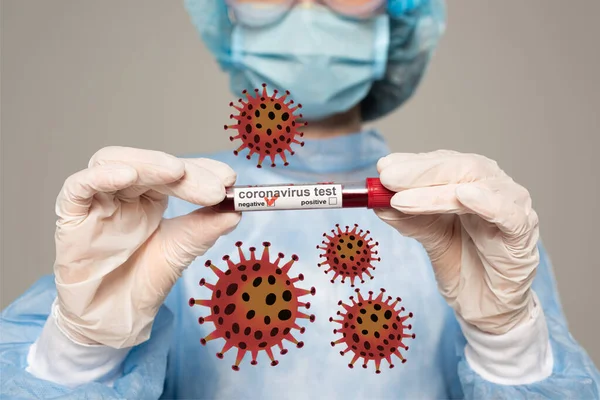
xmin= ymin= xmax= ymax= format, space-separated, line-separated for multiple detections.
xmin=232 ymin=184 xmax=343 ymax=211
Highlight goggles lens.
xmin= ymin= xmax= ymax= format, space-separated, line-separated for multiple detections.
xmin=323 ymin=0 xmax=385 ymax=18
xmin=226 ymin=0 xmax=386 ymax=27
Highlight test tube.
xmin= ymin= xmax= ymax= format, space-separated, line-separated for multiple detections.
xmin=212 ymin=178 xmax=394 ymax=212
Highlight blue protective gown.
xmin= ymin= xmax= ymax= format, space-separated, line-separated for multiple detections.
xmin=2 ymin=130 xmax=599 ymax=399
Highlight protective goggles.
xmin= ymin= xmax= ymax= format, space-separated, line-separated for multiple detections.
xmin=226 ymin=0 xmax=387 ymax=27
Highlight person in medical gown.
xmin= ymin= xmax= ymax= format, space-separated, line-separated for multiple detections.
xmin=2 ymin=1 xmax=599 ymax=399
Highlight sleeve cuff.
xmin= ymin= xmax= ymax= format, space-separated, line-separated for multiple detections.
xmin=26 ymin=300 xmax=130 ymax=388
xmin=457 ymin=291 xmax=554 ymax=385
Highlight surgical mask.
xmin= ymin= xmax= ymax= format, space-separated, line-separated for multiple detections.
xmin=230 ymin=5 xmax=390 ymax=121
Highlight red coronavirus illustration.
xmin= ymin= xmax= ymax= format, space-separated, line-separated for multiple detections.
xmin=225 ymin=83 xmax=306 ymax=168
xmin=330 ymin=288 xmax=415 ymax=374
xmin=189 ymin=241 xmax=316 ymax=370
xmin=317 ymin=224 xmax=380 ymax=287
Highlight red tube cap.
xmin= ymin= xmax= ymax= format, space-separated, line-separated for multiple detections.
xmin=366 ymin=178 xmax=395 ymax=208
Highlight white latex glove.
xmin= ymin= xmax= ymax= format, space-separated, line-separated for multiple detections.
xmin=53 ymin=146 xmax=241 ymax=349
xmin=374 ymin=150 xmax=540 ymax=335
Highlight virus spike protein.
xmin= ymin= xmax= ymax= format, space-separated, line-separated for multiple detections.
xmin=225 ymin=83 xmax=306 ymax=168
xmin=317 ymin=224 xmax=381 ymax=287
xmin=330 ymin=288 xmax=415 ymax=374
xmin=189 ymin=241 xmax=316 ymax=370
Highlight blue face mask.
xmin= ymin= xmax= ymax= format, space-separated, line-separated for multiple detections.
xmin=230 ymin=6 xmax=390 ymax=121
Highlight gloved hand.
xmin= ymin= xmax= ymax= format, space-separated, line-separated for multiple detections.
xmin=53 ymin=146 xmax=241 ymax=349
xmin=374 ymin=150 xmax=540 ymax=335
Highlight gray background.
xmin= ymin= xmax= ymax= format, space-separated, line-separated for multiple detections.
xmin=1 ymin=1 xmax=599 ymax=365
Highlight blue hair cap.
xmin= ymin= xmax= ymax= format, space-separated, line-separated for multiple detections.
xmin=362 ymin=0 xmax=446 ymax=120
xmin=388 ymin=0 xmax=424 ymax=16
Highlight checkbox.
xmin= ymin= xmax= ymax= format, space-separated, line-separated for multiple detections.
xmin=329 ymin=197 xmax=337 ymax=205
